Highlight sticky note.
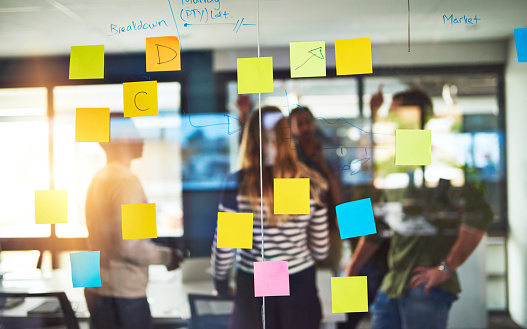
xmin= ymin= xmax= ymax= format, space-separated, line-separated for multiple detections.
xmin=75 ymin=108 xmax=110 ymax=142
xmin=69 ymin=45 xmax=104 ymax=79
xmin=123 ymin=81 xmax=158 ymax=117
xmin=237 ymin=57 xmax=274 ymax=94
xmin=331 ymin=276 xmax=368 ymax=313
xmin=336 ymin=198 xmax=376 ymax=239
xmin=35 ymin=190 xmax=67 ymax=224
xmin=70 ymin=251 xmax=101 ymax=288
xmin=290 ymin=41 xmax=326 ymax=78
xmin=254 ymin=261 xmax=290 ymax=297
xmin=395 ymin=129 xmax=431 ymax=165
xmin=514 ymin=28 xmax=527 ymax=62
xmin=217 ymin=212 xmax=253 ymax=249
xmin=335 ymin=38 xmax=372 ymax=75
xmin=146 ymin=36 xmax=181 ymax=72
xmin=274 ymin=178 xmax=310 ymax=215
xmin=121 ymin=203 xmax=157 ymax=239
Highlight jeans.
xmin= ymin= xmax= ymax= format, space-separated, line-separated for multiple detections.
xmin=371 ymin=285 xmax=457 ymax=329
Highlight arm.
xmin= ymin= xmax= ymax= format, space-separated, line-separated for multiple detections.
xmin=307 ymin=204 xmax=330 ymax=261
xmin=344 ymin=237 xmax=381 ymax=276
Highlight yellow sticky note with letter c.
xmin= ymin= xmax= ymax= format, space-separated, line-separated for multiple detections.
xmin=123 ymin=81 xmax=158 ymax=117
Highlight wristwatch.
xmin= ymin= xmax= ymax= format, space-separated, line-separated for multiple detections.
xmin=438 ymin=260 xmax=454 ymax=275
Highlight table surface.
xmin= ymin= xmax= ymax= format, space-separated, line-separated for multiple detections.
xmin=0 ymin=266 xmax=345 ymax=325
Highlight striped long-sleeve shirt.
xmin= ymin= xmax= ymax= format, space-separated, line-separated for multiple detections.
xmin=211 ymin=171 xmax=330 ymax=291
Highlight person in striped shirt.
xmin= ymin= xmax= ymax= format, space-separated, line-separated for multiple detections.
xmin=211 ymin=106 xmax=330 ymax=329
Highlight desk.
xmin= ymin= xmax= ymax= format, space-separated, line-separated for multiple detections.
xmin=0 ymin=267 xmax=345 ymax=329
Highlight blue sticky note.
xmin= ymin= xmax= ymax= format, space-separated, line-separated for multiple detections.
xmin=70 ymin=251 xmax=101 ymax=288
xmin=336 ymin=198 xmax=376 ymax=239
xmin=514 ymin=28 xmax=527 ymax=62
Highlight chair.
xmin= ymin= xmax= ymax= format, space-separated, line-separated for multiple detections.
xmin=0 ymin=291 xmax=79 ymax=329
xmin=187 ymin=293 xmax=234 ymax=329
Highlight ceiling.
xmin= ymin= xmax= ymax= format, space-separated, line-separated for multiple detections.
xmin=0 ymin=0 xmax=526 ymax=57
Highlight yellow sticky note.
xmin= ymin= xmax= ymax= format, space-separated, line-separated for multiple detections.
xmin=237 ymin=57 xmax=274 ymax=94
xmin=274 ymin=178 xmax=310 ymax=215
xmin=335 ymin=38 xmax=372 ymax=75
xmin=35 ymin=190 xmax=67 ymax=224
xmin=331 ymin=276 xmax=368 ymax=313
xmin=69 ymin=45 xmax=104 ymax=79
xmin=290 ymin=41 xmax=326 ymax=78
xmin=146 ymin=36 xmax=181 ymax=72
xmin=217 ymin=212 xmax=253 ymax=249
xmin=395 ymin=129 xmax=431 ymax=165
xmin=123 ymin=81 xmax=158 ymax=117
xmin=121 ymin=203 xmax=157 ymax=239
xmin=75 ymin=108 xmax=110 ymax=142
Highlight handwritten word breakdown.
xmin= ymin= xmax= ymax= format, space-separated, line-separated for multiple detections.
xmin=217 ymin=212 xmax=253 ymax=249
xmin=35 ymin=190 xmax=67 ymax=224
xmin=254 ymin=261 xmax=290 ymax=297
xmin=237 ymin=57 xmax=274 ymax=94
xmin=336 ymin=198 xmax=376 ymax=239
xmin=123 ymin=81 xmax=159 ymax=117
xmin=69 ymin=45 xmax=104 ymax=79
xmin=70 ymin=251 xmax=101 ymax=288
xmin=75 ymin=108 xmax=110 ymax=143
xmin=335 ymin=38 xmax=372 ymax=76
xmin=274 ymin=178 xmax=310 ymax=215
xmin=121 ymin=203 xmax=157 ymax=239
xmin=109 ymin=20 xmax=168 ymax=36
xmin=514 ymin=28 xmax=527 ymax=62
xmin=146 ymin=36 xmax=181 ymax=72
xmin=443 ymin=14 xmax=481 ymax=25
xmin=395 ymin=129 xmax=431 ymax=165
xmin=290 ymin=41 xmax=326 ymax=78
xmin=331 ymin=276 xmax=368 ymax=313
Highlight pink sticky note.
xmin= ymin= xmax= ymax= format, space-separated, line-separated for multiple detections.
xmin=254 ymin=261 xmax=290 ymax=297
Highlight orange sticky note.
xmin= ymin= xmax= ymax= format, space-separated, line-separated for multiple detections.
xmin=69 ymin=45 xmax=104 ymax=79
xmin=274 ymin=178 xmax=310 ymax=215
xmin=123 ymin=81 xmax=158 ymax=117
xmin=35 ymin=190 xmax=68 ymax=224
xmin=146 ymin=36 xmax=181 ymax=72
xmin=331 ymin=276 xmax=368 ymax=313
xmin=335 ymin=38 xmax=372 ymax=75
xmin=121 ymin=203 xmax=157 ymax=239
xmin=237 ymin=57 xmax=274 ymax=94
xmin=75 ymin=108 xmax=110 ymax=142
xmin=217 ymin=212 xmax=253 ymax=249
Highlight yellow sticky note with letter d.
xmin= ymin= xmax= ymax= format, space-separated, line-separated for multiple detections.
xmin=121 ymin=203 xmax=157 ymax=239
xmin=35 ymin=190 xmax=68 ymax=224
xmin=123 ymin=81 xmax=158 ymax=117
xmin=237 ymin=57 xmax=274 ymax=94
xmin=75 ymin=108 xmax=110 ymax=142
xmin=274 ymin=178 xmax=310 ymax=214
xmin=69 ymin=45 xmax=104 ymax=79
xmin=395 ymin=129 xmax=431 ymax=165
xmin=335 ymin=38 xmax=372 ymax=75
xmin=217 ymin=212 xmax=253 ymax=249
xmin=331 ymin=276 xmax=368 ymax=313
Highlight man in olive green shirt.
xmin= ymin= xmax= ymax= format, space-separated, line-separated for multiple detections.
xmin=344 ymin=88 xmax=493 ymax=329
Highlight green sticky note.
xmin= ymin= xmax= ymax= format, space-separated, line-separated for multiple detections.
xmin=290 ymin=41 xmax=326 ymax=78
xmin=395 ymin=129 xmax=431 ymax=165
xmin=274 ymin=178 xmax=310 ymax=215
xmin=121 ymin=203 xmax=157 ymax=239
xmin=335 ymin=38 xmax=372 ymax=75
xmin=237 ymin=57 xmax=274 ymax=94
xmin=217 ymin=212 xmax=253 ymax=249
xmin=75 ymin=108 xmax=110 ymax=142
xmin=69 ymin=45 xmax=104 ymax=79
xmin=35 ymin=190 xmax=68 ymax=224
xmin=331 ymin=276 xmax=368 ymax=313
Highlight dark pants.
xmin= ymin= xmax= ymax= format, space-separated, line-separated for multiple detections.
xmin=84 ymin=289 xmax=153 ymax=329
xmin=230 ymin=266 xmax=322 ymax=329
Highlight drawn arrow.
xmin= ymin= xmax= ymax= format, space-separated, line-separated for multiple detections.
xmin=295 ymin=47 xmax=324 ymax=70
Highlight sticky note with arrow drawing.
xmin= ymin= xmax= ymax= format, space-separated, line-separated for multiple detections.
xmin=290 ymin=41 xmax=326 ymax=78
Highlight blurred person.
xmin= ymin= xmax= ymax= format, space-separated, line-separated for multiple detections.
xmin=84 ymin=113 xmax=183 ymax=329
xmin=343 ymin=88 xmax=493 ymax=329
xmin=211 ymin=106 xmax=330 ymax=329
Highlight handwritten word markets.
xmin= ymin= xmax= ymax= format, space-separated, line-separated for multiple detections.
xmin=109 ymin=20 xmax=168 ymax=36
xmin=443 ymin=14 xmax=481 ymax=25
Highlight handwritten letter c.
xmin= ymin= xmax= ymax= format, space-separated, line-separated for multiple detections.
xmin=134 ymin=91 xmax=149 ymax=111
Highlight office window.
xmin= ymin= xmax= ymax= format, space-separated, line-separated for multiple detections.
xmin=0 ymin=87 xmax=51 ymax=237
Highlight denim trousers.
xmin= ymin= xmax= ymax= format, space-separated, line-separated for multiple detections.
xmin=370 ymin=285 xmax=457 ymax=329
